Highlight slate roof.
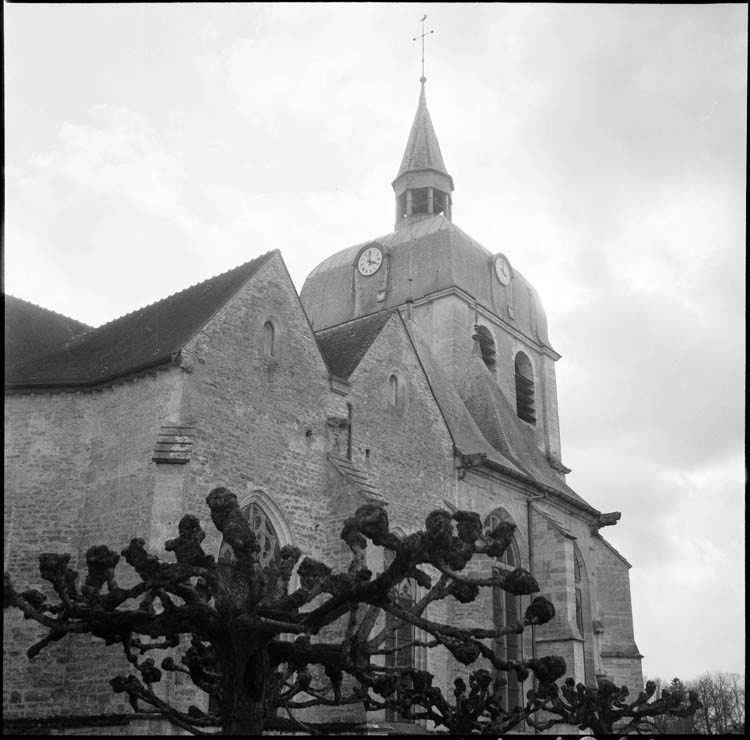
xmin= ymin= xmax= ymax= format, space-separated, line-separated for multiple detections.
xmin=315 ymin=311 xmax=598 ymax=515
xmin=5 ymin=251 xmax=276 ymax=390
xmin=4 ymin=295 xmax=92 ymax=373
xmin=395 ymin=80 xmax=452 ymax=182
xmin=404 ymin=321 xmax=526 ymax=476
xmin=327 ymin=454 xmax=387 ymax=503
xmin=315 ymin=311 xmax=394 ymax=378
xmin=454 ymin=351 xmax=599 ymax=514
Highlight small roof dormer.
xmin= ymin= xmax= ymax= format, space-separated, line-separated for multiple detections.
xmin=392 ymin=78 xmax=455 ymax=230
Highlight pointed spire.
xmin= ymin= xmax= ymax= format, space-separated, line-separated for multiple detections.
xmin=392 ymin=79 xmax=454 ymax=230
xmin=396 ymin=79 xmax=451 ymax=179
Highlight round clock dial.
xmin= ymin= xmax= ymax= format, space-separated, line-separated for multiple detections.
xmin=357 ymin=246 xmax=383 ymax=276
xmin=494 ymin=254 xmax=513 ymax=285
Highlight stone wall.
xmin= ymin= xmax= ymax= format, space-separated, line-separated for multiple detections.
xmin=592 ymin=535 xmax=644 ymax=688
xmin=411 ymin=293 xmax=561 ymax=463
xmin=450 ymin=469 xmax=536 ymax=699
xmin=4 ymin=370 xmax=182 ymax=720
xmin=343 ymin=313 xmax=456 ymax=528
xmin=4 ymin=248 xmax=643 ymax=731
xmin=179 ymin=252 xmax=345 ymax=565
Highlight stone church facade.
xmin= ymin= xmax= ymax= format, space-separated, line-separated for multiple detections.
xmin=4 ymin=80 xmax=642 ymax=734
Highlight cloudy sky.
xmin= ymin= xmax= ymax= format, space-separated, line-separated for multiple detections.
xmin=4 ymin=4 xmax=746 ymax=683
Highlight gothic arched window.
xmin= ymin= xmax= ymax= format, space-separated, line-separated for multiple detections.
xmin=486 ymin=509 xmax=522 ymax=712
xmin=384 ymin=552 xmax=415 ymax=723
xmin=262 ymin=321 xmax=276 ymax=357
xmin=213 ymin=500 xmax=281 ymax=715
xmin=217 ymin=501 xmax=281 ymax=569
xmin=514 ymin=352 xmax=536 ymax=424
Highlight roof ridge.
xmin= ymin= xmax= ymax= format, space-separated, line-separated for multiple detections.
xmin=69 ymin=251 xmax=277 ymax=339
xmin=4 ymin=293 xmax=92 ymax=330
xmin=315 ymin=309 xmax=394 ymax=335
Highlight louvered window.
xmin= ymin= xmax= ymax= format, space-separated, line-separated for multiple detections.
xmin=475 ymin=325 xmax=497 ymax=372
xmin=410 ymin=187 xmax=430 ymax=214
xmin=432 ymin=189 xmax=447 ymax=216
xmin=514 ymin=352 xmax=536 ymax=424
xmin=397 ymin=192 xmax=408 ymax=221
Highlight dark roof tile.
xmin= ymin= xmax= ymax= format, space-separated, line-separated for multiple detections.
xmin=315 ymin=311 xmax=394 ymax=378
xmin=5 ymin=251 xmax=276 ymax=389
xmin=5 ymin=295 xmax=92 ymax=373
xmin=455 ymin=352 xmax=599 ymax=513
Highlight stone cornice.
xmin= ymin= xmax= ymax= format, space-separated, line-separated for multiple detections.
xmin=398 ymin=287 xmax=561 ymax=360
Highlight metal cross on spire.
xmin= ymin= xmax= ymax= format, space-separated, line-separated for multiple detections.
xmin=413 ymin=14 xmax=434 ymax=82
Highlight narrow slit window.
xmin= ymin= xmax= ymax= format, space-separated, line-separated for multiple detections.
xmin=263 ymin=321 xmax=275 ymax=357
xmin=389 ymin=374 xmax=399 ymax=406
xmin=574 ymin=546 xmax=584 ymax=636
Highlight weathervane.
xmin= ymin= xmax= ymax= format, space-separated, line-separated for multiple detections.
xmin=413 ymin=14 xmax=434 ymax=82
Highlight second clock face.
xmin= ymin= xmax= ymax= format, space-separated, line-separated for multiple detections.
xmin=494 ymin=254 xmax=513 ymax=285
xmin=357 ymin=246 xmax=383 ymax=276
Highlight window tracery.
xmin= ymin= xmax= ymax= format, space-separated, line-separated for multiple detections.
xmin=486 ymin=509 xmax=522 ymax=712
xmin=217 ymin=501 xmax=281 ymax=569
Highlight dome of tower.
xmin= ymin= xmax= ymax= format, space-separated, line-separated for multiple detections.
xmin=300 ymin=214 xmax=553 ymax=351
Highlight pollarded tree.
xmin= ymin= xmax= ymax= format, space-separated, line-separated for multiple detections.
xmin=4 ymin=487 xmax=703 ymax=735
xmin=4 ymin=486 xmax=560 ymax=735
xmin=525 ymin=674 xmax=702 ymax=735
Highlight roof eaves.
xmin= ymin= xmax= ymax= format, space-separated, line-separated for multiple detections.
xmin=4 ymin=353 xmax=179 ymax=393
xmin=481 ymin=457 xmax=600 ymax=517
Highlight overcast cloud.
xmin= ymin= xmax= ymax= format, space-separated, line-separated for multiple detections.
xmin=3 ymin=3 xmax=745 ymax=682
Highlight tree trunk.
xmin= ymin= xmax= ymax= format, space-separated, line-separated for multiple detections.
xmin=222 ymin=643 xmax=269 ymax=735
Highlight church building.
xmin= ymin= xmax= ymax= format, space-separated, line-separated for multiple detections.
xmin=4 ymin=77 xmax=642 ymax=734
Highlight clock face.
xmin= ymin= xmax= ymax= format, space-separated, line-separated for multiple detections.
xmin=494 ymin=254 xmax=513 ymax=285
xmin=357 ymin=246 xmax=383 ymax=276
